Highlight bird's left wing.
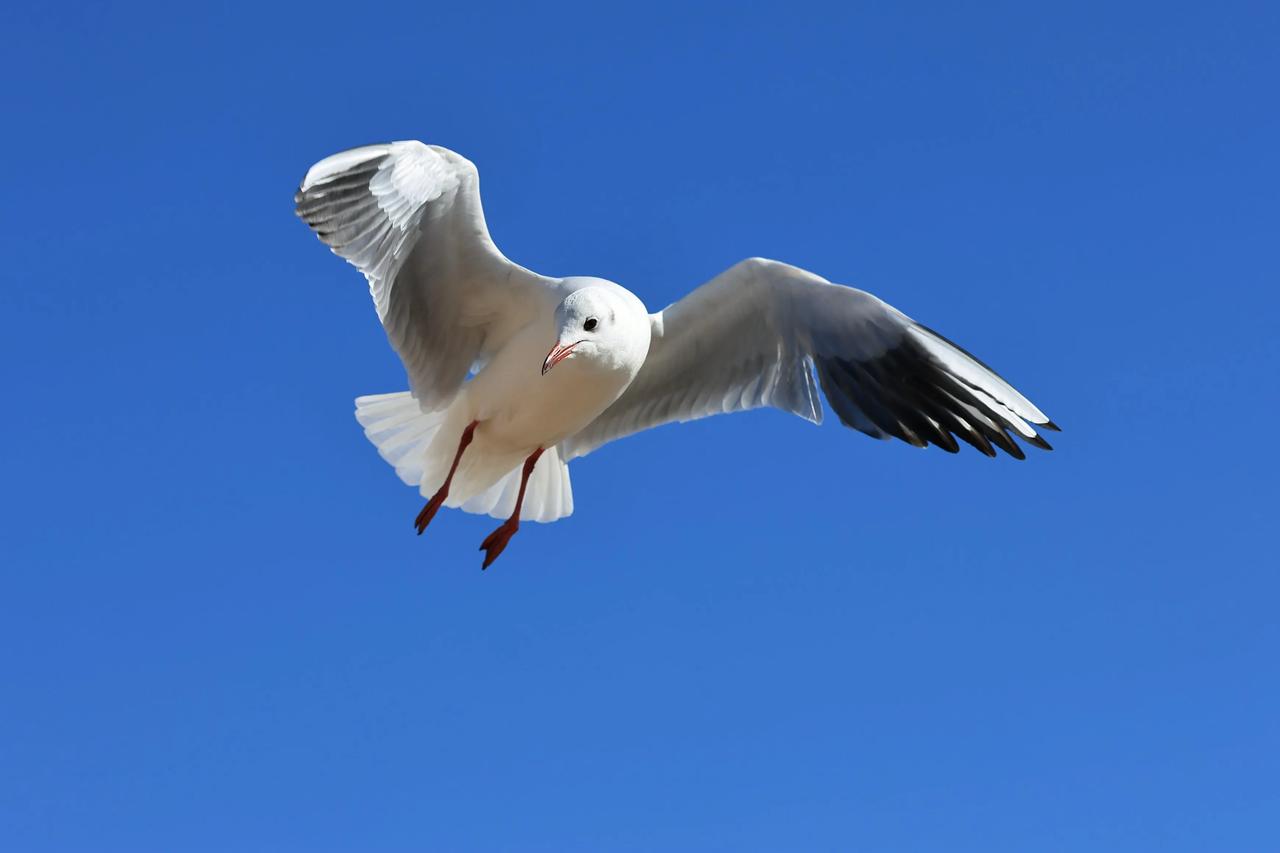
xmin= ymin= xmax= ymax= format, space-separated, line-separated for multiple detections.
xmin=561 ymin=257 xmax=1057 ymax=460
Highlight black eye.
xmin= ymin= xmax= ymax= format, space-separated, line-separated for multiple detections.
xmin=584 ymin=317 xmax=598 ymax=332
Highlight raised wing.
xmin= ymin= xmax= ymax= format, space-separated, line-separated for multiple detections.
xmin=562 ymin=257 xmax=1057 ymax=460
xmin=295 ymin=141 xmax=561 ymax=411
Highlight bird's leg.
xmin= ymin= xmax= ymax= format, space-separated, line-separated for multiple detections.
xmin=479 ymin=447 xmax=545 ymax=569
xmin=414 ymin=420 xmax=478 ymax=535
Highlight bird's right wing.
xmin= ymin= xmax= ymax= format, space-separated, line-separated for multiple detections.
xmin=295 ymin=141 xmax=563 ymax=412
xmin=562 ymin=257 xmax=1057 ymax=460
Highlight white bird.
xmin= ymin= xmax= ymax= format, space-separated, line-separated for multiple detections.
xmin=295 ymin=141 xmax=1058 ymax=568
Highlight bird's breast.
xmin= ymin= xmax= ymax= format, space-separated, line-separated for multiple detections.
xmin=464 ymin=327 xmax=635 ymax=452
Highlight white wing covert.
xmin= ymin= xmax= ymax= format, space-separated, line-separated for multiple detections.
xmin=562 ymin=257 xmax=1057 ymax=460
xmin=295 ymin=141 xmax=561 ymax=412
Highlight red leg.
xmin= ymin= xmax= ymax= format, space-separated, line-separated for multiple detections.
xmin=479 ymin=447 xmax=545 ymax=569
xmin=413 ymin=420 xmax=478 ymax=535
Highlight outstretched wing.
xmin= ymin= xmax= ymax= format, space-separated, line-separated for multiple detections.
xmin=295 ymin=141 xmax=562 ymax=411
xmin=562 ymin=257 xmax=1057 ymax=460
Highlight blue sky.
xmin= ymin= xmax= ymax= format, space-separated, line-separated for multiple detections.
xmin=3 ymin=1 xmax=1278 ymax=850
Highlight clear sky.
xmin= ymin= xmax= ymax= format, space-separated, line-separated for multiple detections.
xmin=3 ymin=2 xmax=1278 ymax=850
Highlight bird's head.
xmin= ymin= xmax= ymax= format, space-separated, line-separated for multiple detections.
xmin=543 ymin=282 xmax=650 ymax=376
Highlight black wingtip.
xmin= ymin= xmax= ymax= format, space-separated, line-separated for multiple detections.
xmin=1040 ymin=420 xmax=1062 ymax=432
xmin=933 ymin=432 xmax=960 ymax=454
xmin=1025 ymin=433 xmax=1054 ymax=452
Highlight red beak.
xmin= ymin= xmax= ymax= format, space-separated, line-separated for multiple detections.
xmin=542 ymin=341 xmax=579 ymax=375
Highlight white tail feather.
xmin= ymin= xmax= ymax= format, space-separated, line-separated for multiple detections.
xmin=355 ymin=392 xmax=447 ymax=487
xmin=459 ymin=445 xmax=573 ymax=523
xmin=354 ymin=391 xmax=574 ymax=523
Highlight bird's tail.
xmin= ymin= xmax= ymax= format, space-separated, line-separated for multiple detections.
xmin=454 ymin=445 xmax=574 ymax=523
xmin=354 ymin=391 xmax=574 ymax=523
xmin=355 ymin=392 xmax=451 ymax=488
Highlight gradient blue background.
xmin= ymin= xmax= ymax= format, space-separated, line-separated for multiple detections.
xmin=3 ymin=2 xmax=1278 ymax=850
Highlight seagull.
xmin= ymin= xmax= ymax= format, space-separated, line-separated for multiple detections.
xmin=295 ymin=141 xmax=1058 ymax=568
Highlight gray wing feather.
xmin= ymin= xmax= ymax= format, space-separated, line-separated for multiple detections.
xmin=295 ymin=141 xmax=559 ymax=412
xmin=563 ymin=257 xmax=1056 ymax=460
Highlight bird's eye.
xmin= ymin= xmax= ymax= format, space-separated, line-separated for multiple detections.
xmin=584 ymin=317 xmax=598 ymax=332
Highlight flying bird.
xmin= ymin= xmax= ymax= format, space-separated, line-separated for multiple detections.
xmin=295 ymin=141 xmax=1058 ymax=568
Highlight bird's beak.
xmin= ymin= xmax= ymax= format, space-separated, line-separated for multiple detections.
xmin=542 ymin=341 xmax=579 ymax=375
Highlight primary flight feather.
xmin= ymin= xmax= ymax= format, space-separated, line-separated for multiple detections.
xmin=295 ymin=140 xmax=1058 ymax=568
